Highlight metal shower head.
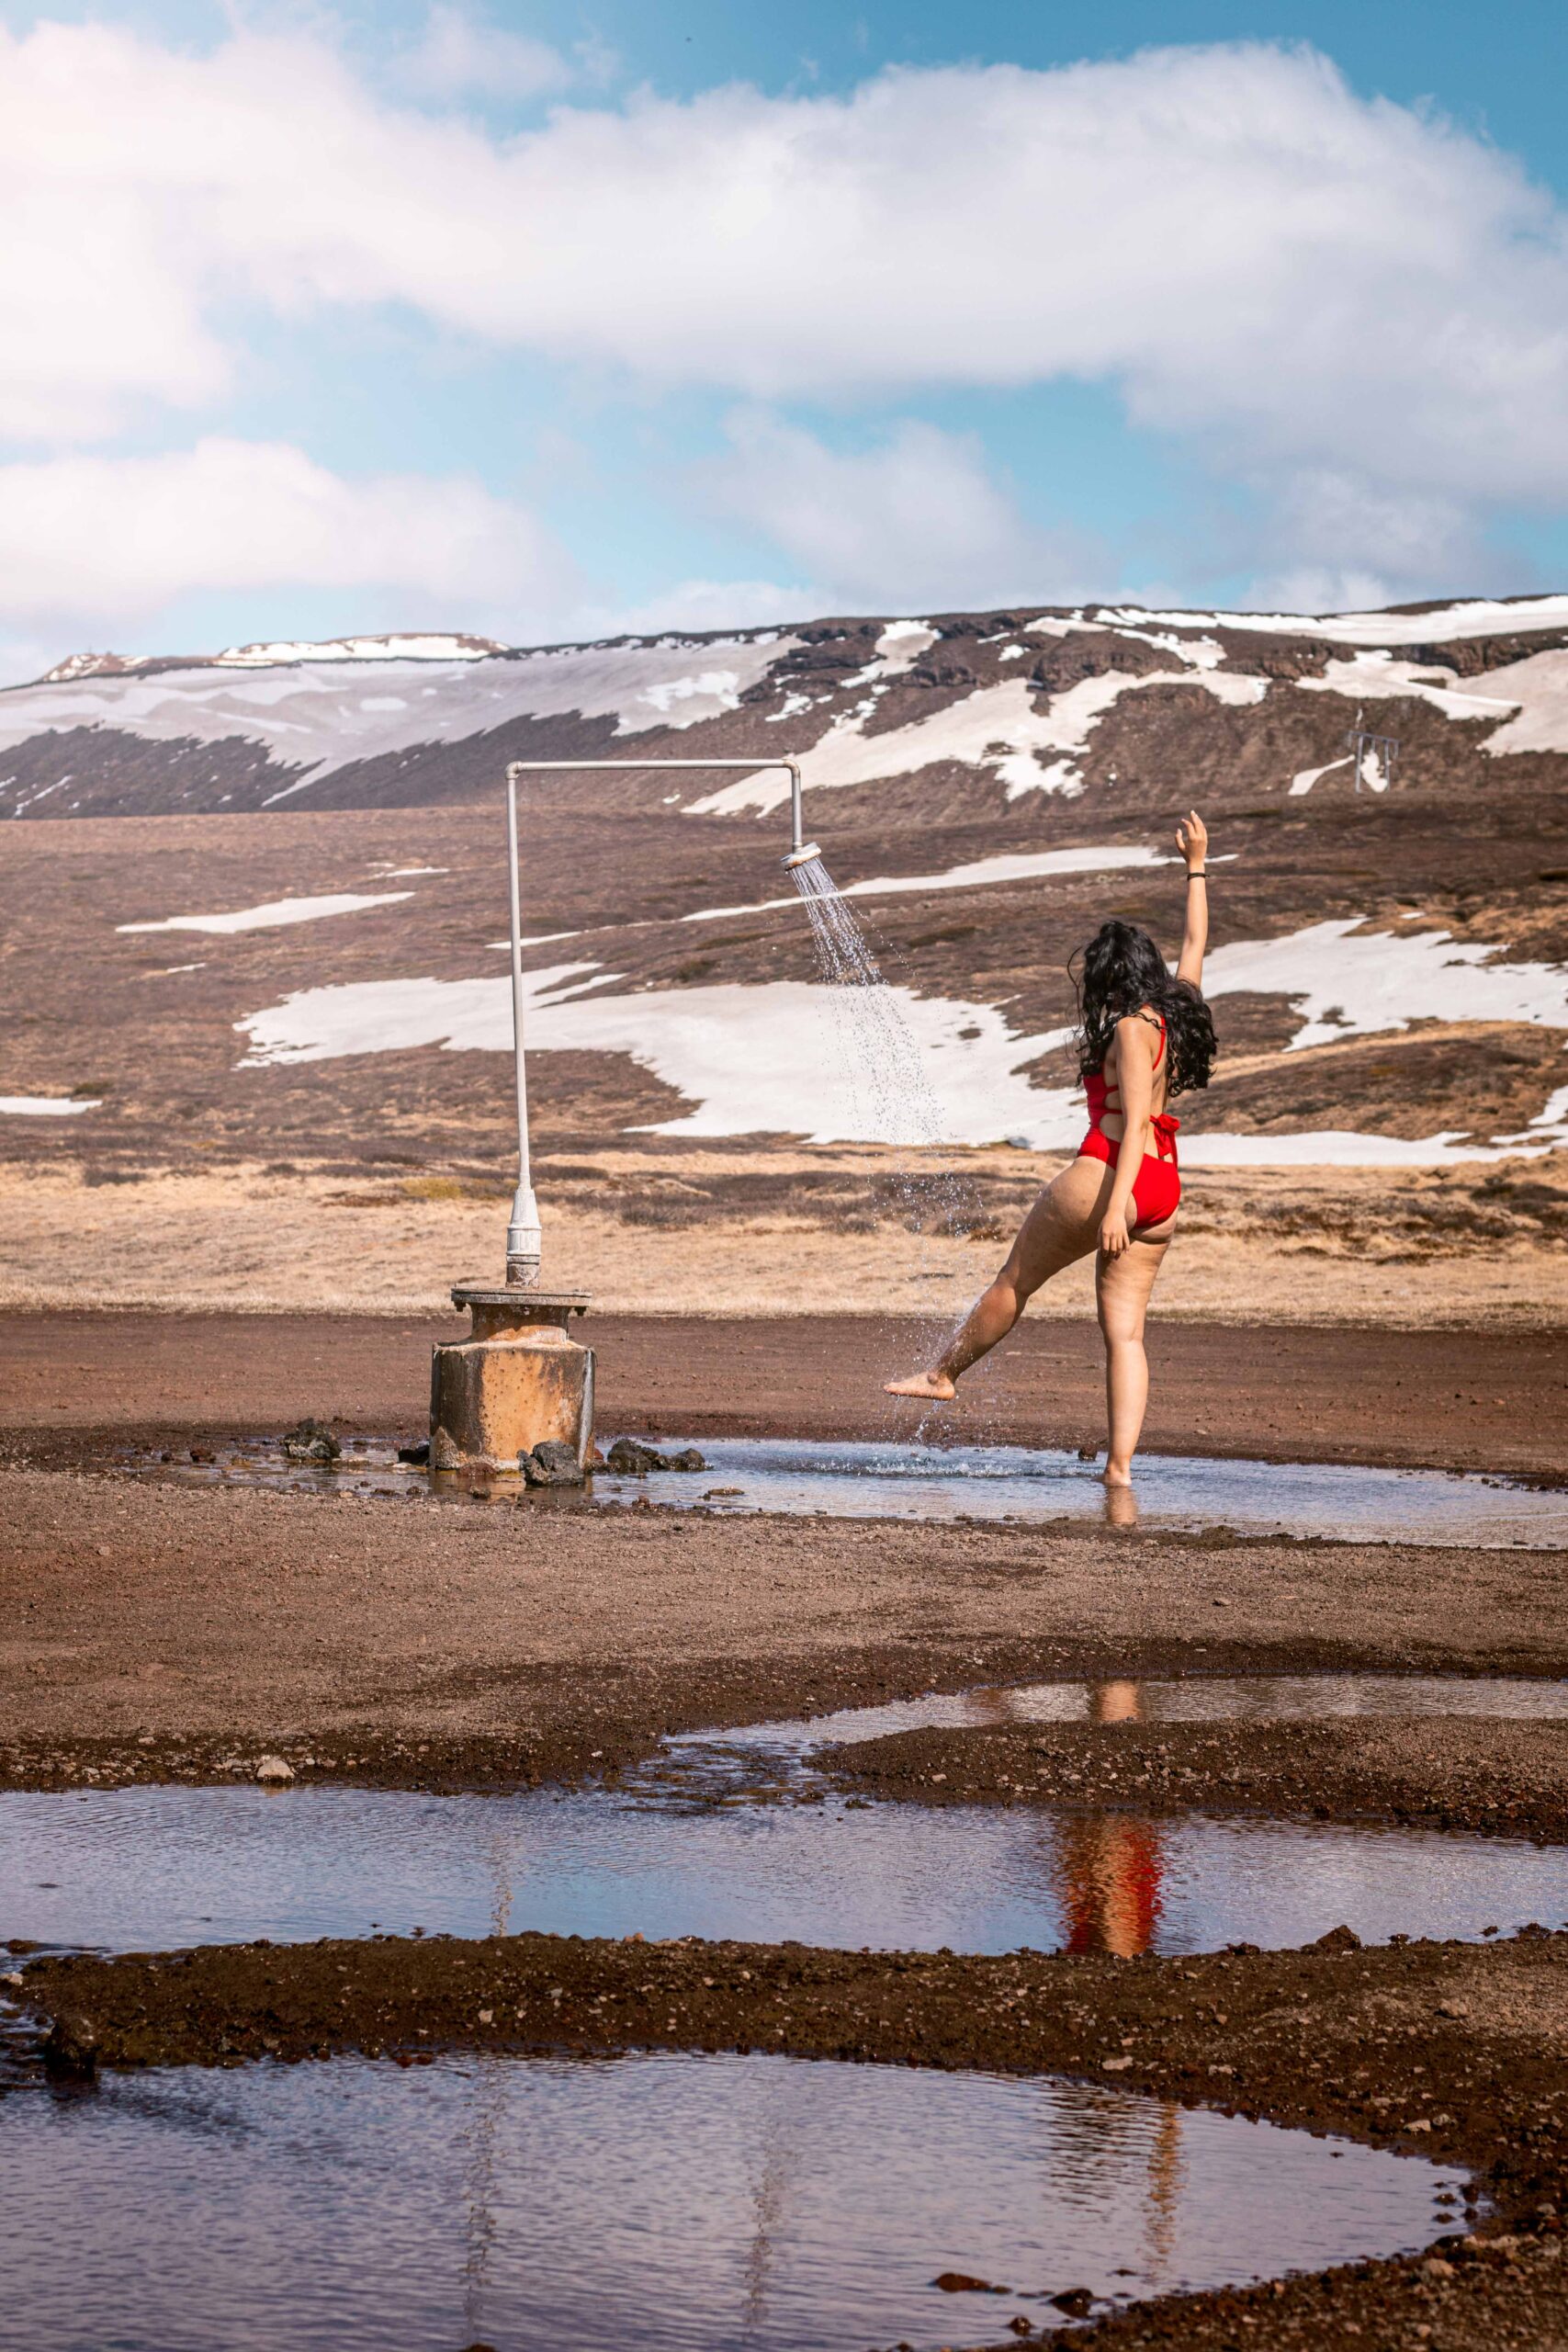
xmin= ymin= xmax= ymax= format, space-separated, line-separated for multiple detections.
xmin=781 ymin=840 xmax=822 ymax=870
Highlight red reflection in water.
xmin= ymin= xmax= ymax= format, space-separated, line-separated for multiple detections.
xmin=1057 ymin=1815 xmax=1165 ymax=1956
xmin=1057 ymin=1682 xmax=1164 ymax=1957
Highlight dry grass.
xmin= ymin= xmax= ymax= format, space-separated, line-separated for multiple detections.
xmin=3 ymin=1154 xmax=1565 ymax=1325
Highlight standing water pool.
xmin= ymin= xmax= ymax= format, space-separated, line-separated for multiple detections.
xmin=124 ymin=1435 xmax=1568 ymax=1547
xmin=1 ymin=2049 xmax=1470 ymax=2352
xmin=4 ymin=1677 xmax=1564 ymax=1960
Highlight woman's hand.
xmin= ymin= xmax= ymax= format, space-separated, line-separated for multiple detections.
xmin=1100 ymin=1206 xmax=1131 ymax=1259
xmin=1177 ymin=808 xmax=1208 ymax=868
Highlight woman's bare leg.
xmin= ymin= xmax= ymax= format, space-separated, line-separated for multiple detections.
xmin=885 ymin=1158 xmax=1109 ymax=1397
xmin=1095 ymin=1219 xmax=1173 ymax=1481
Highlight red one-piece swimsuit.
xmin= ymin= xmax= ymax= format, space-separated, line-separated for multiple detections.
xmin=1077 ymin=1011 xmax=1181 ymax=1227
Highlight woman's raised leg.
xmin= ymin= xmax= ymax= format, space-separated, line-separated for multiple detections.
xmin=885 ymin=1158 xmax=1108 ymax=1397
xmin=1095 ymin=1218 xmax=1173 ymax=1481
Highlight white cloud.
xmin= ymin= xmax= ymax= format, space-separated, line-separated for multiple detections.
xmin=702 ymin=412 xmax=1095 ymax=609
xmin=3 ymin=21 xmax=1567 ymax=537
xmin=0 ymin=438 xmax=572 ymax=628
xmin=390 ymin=6 xmax=574 ymax=102
xmin=1232 ymin=469 xmax=1517 ymax=616
xmin=582 ymin=577 xmax=819 ymax=639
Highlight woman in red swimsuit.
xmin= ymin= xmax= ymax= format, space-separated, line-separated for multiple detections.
xmin=886 ymin=811 xmax=1215 ymax=1487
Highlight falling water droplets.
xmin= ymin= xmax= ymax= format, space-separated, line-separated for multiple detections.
xmin=789 ymin=854 xmax=986 ymax=1308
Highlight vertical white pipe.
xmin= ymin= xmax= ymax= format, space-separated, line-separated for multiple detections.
xmin=504 ymin=766 xmax=541 ymax=1281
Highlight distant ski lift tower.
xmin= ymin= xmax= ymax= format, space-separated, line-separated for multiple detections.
xmin=1345 ymin=708 xmax=1400 ymax=793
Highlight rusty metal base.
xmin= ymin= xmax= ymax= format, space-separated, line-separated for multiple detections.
xmin=430 ymin=1286 xmax=593 ymax=1473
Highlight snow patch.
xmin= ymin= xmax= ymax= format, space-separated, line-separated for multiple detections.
xmin=1472 ymin=648 xmax=1568 ymax=758
xmin=118 ymin=891 xmax=413 ymax=935
xmin=1301 ymin=650 xmax=1520 ymax=722
xmin=1288 ymin=757 xmax=1353 ymax=797
xmin=1180 ymin=1129 xmax=1538 ymax=1169
xmin=681 ymin=843 xmax=1175 ymax=924
xmin=236 ymin=967 xmax=1076 ymax=1148
xmin=0 ymin=1095 xmax=99 ymax=1115
xmin=0 ymin=634 xmax=799 ymax=792
xmin=1094 ymin=595 xmax=1568 ymax=647
xmin=214 ymin=634 xmax=503 ymax=666
xmin=1513 ymin=1077 xmax=1568 ymax=1148
xmin=233 ymin=917 xmax=1568 ymax=1159
xmin=686 ymin=670 xmax=1265 ymax=819
xmin=844 ymin=618 xmax=940 ymax=685
xmin=635 ymin=670 xmax=743 ymax=719
xmin=1203 ymin=921 xmax=1568 ymax=1049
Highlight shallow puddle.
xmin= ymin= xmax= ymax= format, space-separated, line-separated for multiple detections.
xmin=6 ymin=1774 xmax=1563 ymax=1960
xmin=691 ymin=1672 xmax=1568 ymax=1771
xmin=125 ymin=1434 xmax=1568 ymax=1546
xmin=8 ymin=1678 xmax=1563 ymax=1960
xmin=1 ymin=2049 xmax=1468 ymax=2351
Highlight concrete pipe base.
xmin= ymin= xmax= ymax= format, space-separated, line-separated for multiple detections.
xmin=430 ymin=1285 xmax=593 ymax=1473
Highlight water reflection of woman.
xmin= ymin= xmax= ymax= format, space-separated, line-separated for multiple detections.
xmin=886 ymin=814 xmax=1216 ymax=1487
xmin=1057 ymin=1814 xmax=1164 ymax=1957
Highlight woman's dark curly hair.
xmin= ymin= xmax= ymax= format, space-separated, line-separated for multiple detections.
xmin=1072 ymin=919 xmax=1217 ymax=1098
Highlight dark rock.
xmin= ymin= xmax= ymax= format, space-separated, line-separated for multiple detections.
xmin=931 ymin=2273 xmax=1005 ymax=2294
xmin=42 ymin=2011 xmax=98 ymax=2080
xmin=1050 ymin=2288 xmax=1095 ymax=2317
xmin=520 ymin=1441 xmax=585 ymax=1487
xmin=1313 ymin=1924 xmax=1363 ymax=1952
xmin=396 ymin=1440 xmax=430 ymax=1466
xmin=1076 ymin=1444 xmax=1098 ymax=1461
xmin=665 ymin=1448 xmax=707 ymax=1473
xmin=281 ymin=1419 xmax=340 ymax=1464
xmin=606 ymin=1438 xmax=670 ymax=1475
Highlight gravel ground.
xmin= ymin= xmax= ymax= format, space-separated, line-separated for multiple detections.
xmin=826 ymin=1718 xmax=1568 ymax=1847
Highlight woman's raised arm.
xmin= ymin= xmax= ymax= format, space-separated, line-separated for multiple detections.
xmin=1175 ymin=808 xmax=1209 ymax=988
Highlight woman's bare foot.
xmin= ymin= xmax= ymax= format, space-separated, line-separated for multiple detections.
xmin=1102 ymin=1463 xmax=1134 ymax=1487
xmin=883 ymin=1370 xmax=956 ymax=1399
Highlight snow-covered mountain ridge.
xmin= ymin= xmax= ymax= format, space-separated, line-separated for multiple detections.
xmin=7 ymin=594 xmax=1568 ymax=826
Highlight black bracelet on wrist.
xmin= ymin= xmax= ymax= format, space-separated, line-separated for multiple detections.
xmin=1186 ymin=867 xmax=1207 ymax=879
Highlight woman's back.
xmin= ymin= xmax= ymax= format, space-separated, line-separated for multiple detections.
xmin=1087 ymin=1008 xmax=1169 ymax=1142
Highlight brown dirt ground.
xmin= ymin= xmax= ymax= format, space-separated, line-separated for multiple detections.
xmin=825 ymin=1717 xmax=1568 ymax=1847
xmin=4 ymin=1306 xmax=1568 ymax=1474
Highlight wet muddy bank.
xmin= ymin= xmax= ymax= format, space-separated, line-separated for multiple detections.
xmin=7 ymin=1463 xmax=1568 ymax=1778
xmin=11 ymin=1928 xmax=1565 ymax=2348
xmin=1073 ymin=2226 xmax=1566 ymax=2350
xmin=6 ymin=1308 xmax=1568 ymax=1479
xmin=7 ymin=1641 xmax=1568 ymax=1800
xmin=826 ymin=1719 xmax=1568 ymax=1849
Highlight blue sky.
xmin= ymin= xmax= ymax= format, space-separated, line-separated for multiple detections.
xmin=0 ymin=0 xmax=1565 ymax=673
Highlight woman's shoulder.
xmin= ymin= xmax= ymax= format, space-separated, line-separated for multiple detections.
xmin=1116 ymin=1005 xmax=1164 ymax=1043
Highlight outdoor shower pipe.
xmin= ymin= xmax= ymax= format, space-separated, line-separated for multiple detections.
xmin=503 ymin=763 xmax=541 ymax=1281
xmin=501 ymin=756 xmax=817 ymax=1283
